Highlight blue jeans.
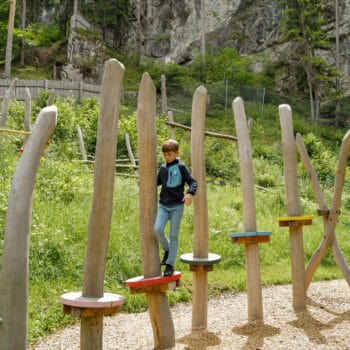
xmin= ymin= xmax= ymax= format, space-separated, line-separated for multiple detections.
xmin=154 ymin=204 xmax=184 ymax=266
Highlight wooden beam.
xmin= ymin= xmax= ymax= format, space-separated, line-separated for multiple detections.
xmin=166 ymin=121 xmax=237 ymax=141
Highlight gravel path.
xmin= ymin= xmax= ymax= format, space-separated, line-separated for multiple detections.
xmin=31 ymin=279 xmax=350 ymax=349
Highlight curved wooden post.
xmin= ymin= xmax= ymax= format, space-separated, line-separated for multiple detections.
xmin=191 ymin=86 xmax=209 ymax=330
xmin=279 ymin=104 xmax=306 ymax=310
xmin=0 ymin=106 xmax=57 ymax=350
xmin=233 ymin=97 xmax=263 ymax=321
xmin=81 ymin=59 xmax=124 ymax=349
xmin=137 ymin=72 xmax=175 ymax=349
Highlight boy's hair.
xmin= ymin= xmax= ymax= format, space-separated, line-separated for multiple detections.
xmin=161 ymin=139 xmax=179 ymax=153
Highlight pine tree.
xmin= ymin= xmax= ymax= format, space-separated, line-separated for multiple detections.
xmin=279 ymin=0 xmax=339 ymax=122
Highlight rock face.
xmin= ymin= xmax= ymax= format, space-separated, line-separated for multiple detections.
xmin=132 ymin=0 xmax=350 ymax=89
xmin=62 ymin=35 xmax=107 ymax=84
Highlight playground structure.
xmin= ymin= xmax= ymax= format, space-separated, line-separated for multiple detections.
xmin=0 ymin=105 xmax=57 ymax=349
xmin=277 ymin=104 xmax=350 ymax=311
xmin=0 ymin=59 xmax=349 ymax=350
xmin=60 ymin=59 xmax=125 ymax=349
xmin=229 ymin=97 xmax=272 ymax=321
xmin=180 ymin=85 xmax=221 ymax=332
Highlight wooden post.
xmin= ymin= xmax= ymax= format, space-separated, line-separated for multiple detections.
xmin=125 ymin=133 xmax=138 ymax=177
xmin=137 ymin=72 xmax=175 ymax=349
xmin=161 ymin=74 xmax=167 ymax=114
xmin=0 ymin=78 xmax=18 ymax=127
xmin=191 ymin=86 xmax=209 ymax=331
xmin=24 ymin=87 xmax=31 ymax=144
xmin=233 ymin=97 xmax=263 ymax=321
xmin=167 ymin=111 xmax=176 ymax=140
xmin=279 ymin=104 xmax=306 ymax=310
xmin=81 ymin=59 xmax=124 ymax=350
xmin=0 ymin=106 xmax=57 ymax=350
xmin=76 ymin=125 xmax=88 ymax=163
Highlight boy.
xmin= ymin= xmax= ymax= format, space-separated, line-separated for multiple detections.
xmin=154 ymin=139 xmax=197 ymax=277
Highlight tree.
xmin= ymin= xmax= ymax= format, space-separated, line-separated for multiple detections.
xmin=4 ymin=0 xmax=17 ymax=78
xmin=279 ymin=0 xmax=339 ymax=122
xmin=334 ymin=0 xmax=341 ymax=127
xmin=20 ymin=0 xmax=26 ymax=67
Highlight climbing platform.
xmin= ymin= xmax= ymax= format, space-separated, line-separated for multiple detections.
xmin=125 ymin=272 xmax=181 ymax=294
xmin=229 ymin=231 xmax=272 ymax=244
xmin=180 ymin=253 xmax=221 ymax=271
xmin=277 ymin=215 xmax=314 ymax=227
xmin=61 ymin=292 xmax=124 ymax=318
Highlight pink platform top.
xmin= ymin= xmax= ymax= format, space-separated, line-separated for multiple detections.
xmin=61 ymin=292 xmax=124 ymax=308
xmin=125 ymin=271 xmax=181 ymax=287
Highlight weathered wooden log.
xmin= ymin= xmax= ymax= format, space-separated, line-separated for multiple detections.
xmin=166 ymin=120 xmax=237 ymax=141
xmin=191 ymin=85 xmax=209 ymax=330
xmin=233 ymin=97 xmax=263 ymax=321
xmin=81 ymin=58 xmax=124 ymax=350
xmin=0 ymin=105 xmax=57 ymax=350
xmin=137 ymin=72 xmax=175 ymax=349
xmin=279 ymin=104 xmax=306 ymax=310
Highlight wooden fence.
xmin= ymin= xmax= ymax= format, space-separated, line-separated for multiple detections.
xmin=0 ymin=79 xmax=100 ymax=100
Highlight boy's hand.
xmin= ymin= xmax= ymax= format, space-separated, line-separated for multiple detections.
xmin=183 ymin=193 xmax=193 ymax=206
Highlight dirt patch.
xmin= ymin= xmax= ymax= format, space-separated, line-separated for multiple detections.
xmin=31 ymin=279 xmax=350 ymax=349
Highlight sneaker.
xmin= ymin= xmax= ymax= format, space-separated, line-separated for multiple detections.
xmin=163 ymin=264 xmax=174 ymax=277
xmin=161 ymin=250 xmax=169 ymax=265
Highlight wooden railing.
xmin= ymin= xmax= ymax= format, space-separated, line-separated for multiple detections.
xmin=0 ymin=78 xmax=100 ymax=100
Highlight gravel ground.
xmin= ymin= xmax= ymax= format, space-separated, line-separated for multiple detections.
xmin=31 ymin=279 xmax=350 ymax=350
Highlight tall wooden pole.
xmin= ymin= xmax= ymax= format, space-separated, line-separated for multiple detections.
xmin=4 ymin=0 xmax=16 ymax=78
xmin=191 ymin=85 xmax=209 ymax=331
xmin=233 ymin=97 xmax=263 ymax=321
xmin=0 ymin=106 xmax=57 ymax=349
xmin=81 ymin=59 xmax=124 ymax=349
xmin=279 ymin=104 xmax=306 ymax=310
xmin=137 ymin=73 xmax=175 ymax=349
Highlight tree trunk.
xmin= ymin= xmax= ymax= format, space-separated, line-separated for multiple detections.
xmin=135 ymin=0 xmax=142 ymax=65
xmin=20 ymin=0 xmax=26 ymax=67
xmin=335 ymin=0 xmax=341 ymax=127
xmin=305 ymin=64 xmax=315 ymax=121
xmin=4 ymin=0 xmax=17 ymax=78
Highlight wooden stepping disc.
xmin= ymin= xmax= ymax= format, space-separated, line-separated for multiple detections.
xmin=61 ymin=292 xmax=124 ymax=318
xmin=125 ymin=272 xmax=181 ymax=294
xmin=180 ymin=253 xmax=221 ymax=271
xmin=277 ymin=215 xmax=314 ymax=227
xmin=229 ymin=231 xmax=272 ymax=244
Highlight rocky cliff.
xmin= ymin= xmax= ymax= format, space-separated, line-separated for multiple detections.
xmin=133 ymin=0 xmax=350 ymax=89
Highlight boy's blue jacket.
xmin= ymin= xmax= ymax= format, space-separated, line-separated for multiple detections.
xmin=157 ymin=159 xmax=197 ymax=205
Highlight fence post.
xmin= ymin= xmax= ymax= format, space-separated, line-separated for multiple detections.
xmin=24 ymin=87 xmax=31 ymax=143
xmin=167 ymin=111 xmax=176 ymax=140
xmin=161 ymin=74 xmax=168 ymax=114
xmin=79 ymin=81 xmax=83 ymax=100
xmin=0 ymin=78 xmax=18 ymax=128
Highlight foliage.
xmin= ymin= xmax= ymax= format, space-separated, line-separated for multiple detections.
xmin=190 ymin=48 xmax=274 ymax=88
xmin=80 ymin=0 xmax=133 ymax=48
xmin=278 ymin=0 xmax=341 ymax=120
